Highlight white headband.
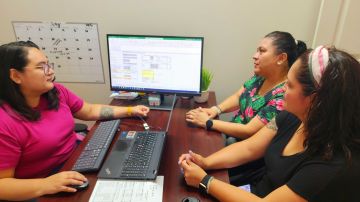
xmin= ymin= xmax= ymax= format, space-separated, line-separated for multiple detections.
xmin=308 ymin=46 xmax=329 ymax=86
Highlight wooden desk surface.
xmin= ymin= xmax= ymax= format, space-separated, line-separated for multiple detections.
xmin=39 ymin=92 xmax=228 ymax=202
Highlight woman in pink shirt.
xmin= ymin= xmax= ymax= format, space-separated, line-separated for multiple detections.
xmin=0 ymin=41 xmax=149 ymax=201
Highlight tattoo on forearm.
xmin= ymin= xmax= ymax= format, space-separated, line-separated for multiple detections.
xmin=266 ymin=118 xmax=278 ymax=131
xmin=99 ymin=107 xmax=114 ymax=120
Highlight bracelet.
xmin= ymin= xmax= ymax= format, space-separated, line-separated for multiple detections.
xmin=127 ymin=106 xmax=133 ymax=116
xmin=206 ymin=176 xmax=214 ymax=193
xmin=212 ymin=105 xmax=222 ymax=115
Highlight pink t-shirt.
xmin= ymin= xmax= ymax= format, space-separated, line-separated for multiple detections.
xmin=0 ymin=83 xmax=84 ymax=178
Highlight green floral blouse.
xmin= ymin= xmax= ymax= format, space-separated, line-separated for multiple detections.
xmin=231 ymin=75 xmax=285 ymax=124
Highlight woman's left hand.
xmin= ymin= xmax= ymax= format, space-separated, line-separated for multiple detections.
xmin=180 ymin=158 xmax=207 ymax=188
xmin=185 ymin=108 xmax=211 ymax=128
xmin=131 ymin=105 xmax=150 ymax=117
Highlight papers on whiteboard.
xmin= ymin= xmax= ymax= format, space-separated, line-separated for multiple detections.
xmin=89 ymin=176 xmax=163 ymax=202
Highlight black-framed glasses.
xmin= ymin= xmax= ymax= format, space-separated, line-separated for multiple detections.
xmin=36 ymin=63 xmax=54 ymax=75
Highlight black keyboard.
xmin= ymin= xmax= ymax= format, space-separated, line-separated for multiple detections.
xmin=120 ymin=132 xmax=158 ymax=178
xmin=72 ymin=119 xmax=121 ymax=172
xmin=98 ymin=130 xmax=166 ymax=180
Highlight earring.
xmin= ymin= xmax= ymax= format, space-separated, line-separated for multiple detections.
xmin=277 ymin=61 xmax=282 ymax=65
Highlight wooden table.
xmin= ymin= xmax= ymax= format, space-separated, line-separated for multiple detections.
xmin=39 ymin=92 xmax=228 ymax=202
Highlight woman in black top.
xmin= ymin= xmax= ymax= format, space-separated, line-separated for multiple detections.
xmin=179 ymin=46 xmax=360 ymax=202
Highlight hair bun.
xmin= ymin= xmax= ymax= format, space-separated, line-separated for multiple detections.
xmin=296 ymin=40 xmax=307 ymax=56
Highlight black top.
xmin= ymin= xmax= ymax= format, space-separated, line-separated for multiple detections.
xmin=253 ymin=111 xmax=360 ymax=202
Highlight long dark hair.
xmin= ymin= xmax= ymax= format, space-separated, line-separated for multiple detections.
xmin=265 ymin=31 xmax=307 ymax=67
xmin=297 ymin=48 xmax=360 ymax=161
xmin=0 ymin=41 xmax=59 ymax=121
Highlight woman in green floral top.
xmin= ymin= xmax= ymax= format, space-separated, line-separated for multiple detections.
xmin=234 ymin=75 xmax=285 ymax=124
xmin=186 ymin=31 xmax=307 ymax=145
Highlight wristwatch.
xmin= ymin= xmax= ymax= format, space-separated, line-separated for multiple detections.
xmin=206 ymin=119 xmax=213 ymax=130
xmin=199 ymin=175 xmax=214 ymax=194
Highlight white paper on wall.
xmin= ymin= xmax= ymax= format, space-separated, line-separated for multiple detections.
xmin=12 ymin=21 xmax=104 ymax=83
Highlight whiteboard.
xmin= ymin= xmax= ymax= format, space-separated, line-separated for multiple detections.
xmin=12 ymin=21 xmax=104 ymax=83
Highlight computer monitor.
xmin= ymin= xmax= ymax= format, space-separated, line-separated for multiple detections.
xmin=106 ymin=34 xmax=204 ymax=110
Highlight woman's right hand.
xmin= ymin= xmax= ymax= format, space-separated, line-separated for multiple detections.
xmin=41 ymin=171 xmax=87 ymax=195
xmin=178 ymin=150 xmax=208 ymax=170
xmin=131 ymin=105 xmax=150 ymax=117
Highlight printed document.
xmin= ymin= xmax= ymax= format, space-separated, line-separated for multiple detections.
xmin=89 ymin=176 xmax=163 ymax=202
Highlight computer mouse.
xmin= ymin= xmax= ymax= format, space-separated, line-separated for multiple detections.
xmin=70 ymin=180 xmax=89 ymax=191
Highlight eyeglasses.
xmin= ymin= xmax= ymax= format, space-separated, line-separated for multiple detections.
xmin=36 ymin=63 xmax=55 ymax=75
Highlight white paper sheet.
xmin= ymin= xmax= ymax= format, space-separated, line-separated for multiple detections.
xmin=89 ymin=176 xmax=163 ymax=202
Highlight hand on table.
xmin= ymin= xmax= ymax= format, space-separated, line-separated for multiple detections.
xmin=178 ymin=150 xmax=208 ymax=169
xmin=179 ymin=153 xmax=207 ymax=188
xmin=131 ymin=105 xmax=150 ymax=117
xmin=185 ymin=108 xmax=211 ymax=128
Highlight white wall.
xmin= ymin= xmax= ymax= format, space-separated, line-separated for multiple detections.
xmin=313 ymin=0 xmax=360 ymax=61
xmin=0 ymin=0 xmax=321 ymax=122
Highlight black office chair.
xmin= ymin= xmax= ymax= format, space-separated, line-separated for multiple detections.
xmin=74 ymin=123 xmax=88 ymax=136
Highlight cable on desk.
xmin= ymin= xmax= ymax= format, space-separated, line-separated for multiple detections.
xmin=122 ymin=120 xmax=162 ymax=131
xmin=165 ymin=94 xmax=176 ymax=132
xmin=137 ymin=115 xmax=150 ymax=131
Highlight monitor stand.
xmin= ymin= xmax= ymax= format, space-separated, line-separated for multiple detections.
xmin=135 ymin=94 xmax=177 ymax=111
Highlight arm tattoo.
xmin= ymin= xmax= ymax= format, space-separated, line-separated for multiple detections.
xmin=266 ymin=118 xmax=278 ymax=131
xmin=99 ymin=107 xmax=114 ymax=120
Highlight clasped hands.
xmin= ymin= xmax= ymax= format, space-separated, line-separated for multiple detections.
xmin=185 ymin=107 xmax=217 ymax=128
xmin=178 ymin=150 xmax=209 ymax=188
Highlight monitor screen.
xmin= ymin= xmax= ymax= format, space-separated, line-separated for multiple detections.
xmin=107 ymin=34 xmax=204 ymax=95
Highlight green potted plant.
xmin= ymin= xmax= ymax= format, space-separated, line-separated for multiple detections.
xmin=194 ymin=67 xmax=213 ymax=103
